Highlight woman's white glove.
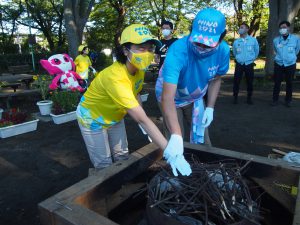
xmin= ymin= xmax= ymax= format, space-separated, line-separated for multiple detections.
xmin=163 ymin=134 xmax=183 ymax=159
xmin=167 ymin=155 xmax=192 ymax=176
xmin=163 ymin=134 xmax=192 ymax=176
xmin=202 ymin=107 xmax=214 ymax=127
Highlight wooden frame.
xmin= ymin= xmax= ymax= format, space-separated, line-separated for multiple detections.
xmin=39 ymin=143 xmax=300 ymax=225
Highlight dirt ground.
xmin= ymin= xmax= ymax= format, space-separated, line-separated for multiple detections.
xmin=0 ymin=75 xmax=300 ymax=225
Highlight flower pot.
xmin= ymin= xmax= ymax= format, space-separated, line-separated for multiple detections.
xmin=140 ymin=93 xmax=149 ymax=102
xmin=50 ymin=111 xmax=77 ymax=124
xmin=0 ymin=119 xmax=39 ymax=138
xmin=0 ymin=108 xmax=3 ymax=120
xmin=37 ymin=100 xmax=53 ymax=115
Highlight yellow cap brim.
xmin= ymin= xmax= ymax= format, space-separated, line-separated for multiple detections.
xmin=131 ymin=37 xmax=162 ymax=48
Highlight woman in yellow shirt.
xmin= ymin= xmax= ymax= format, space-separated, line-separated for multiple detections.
xmin=74 ymin=45 xmax=96 ymax=82
xmin=76 ymin=24 xmax=191 ymax=176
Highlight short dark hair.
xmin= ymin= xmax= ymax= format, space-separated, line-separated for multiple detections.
xmin=115 ymin=43 xmax=131 ymax=64
xmin=161 ymin=21 xmax=174 ymax=30
xmin=241 ymin=22 xmax=249 ymax=29
xmin=279 ymin=21 xmax=290 ymax=27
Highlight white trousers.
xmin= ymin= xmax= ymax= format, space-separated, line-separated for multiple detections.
xmin=78 ymin=119 xmax=129 ymax=169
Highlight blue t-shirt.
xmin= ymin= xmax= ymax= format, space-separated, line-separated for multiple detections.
xmin=155 ymin=36 xmax=230 ymax=106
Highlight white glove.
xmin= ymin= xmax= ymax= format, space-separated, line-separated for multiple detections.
xmin=167 ymin=155 xmax=192 ymax=176
xmin=164 ymin=134 xmax=191 ymax=176
xmin=138 ymin=124 xmax=152 ymax=142
xmin=202 ymin=107 xmax=214 ymax=128
xmin=163 ymin=134 xmax=183 ymax=159
xmin=92 ymin=68 xmax=96 ymax=74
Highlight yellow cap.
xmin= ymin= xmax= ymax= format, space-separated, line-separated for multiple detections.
xmin=78 ymin=45 xmax=88 ymax=52
xmin=120 ymin=24 xmax=161 ymax=47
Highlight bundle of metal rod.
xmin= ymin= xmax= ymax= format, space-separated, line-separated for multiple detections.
xmin=147 ymin=159 xmax=262 ymax=225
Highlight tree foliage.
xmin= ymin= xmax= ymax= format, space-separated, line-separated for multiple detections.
xmin=0 ymin=0 xmax=24 ymax=53
xmin=24 ymin=0 xmax=66 ymax=52
xmin=1 ymin=0 xmax=299 ymax=77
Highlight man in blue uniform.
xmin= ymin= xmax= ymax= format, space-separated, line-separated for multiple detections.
xmin=271 ymin=21 xmax=300 ymax=107
xmin=155 ymin=8 xmax=230 ymax=160
xmin=232 ymin=22 xmax=259 ymax=104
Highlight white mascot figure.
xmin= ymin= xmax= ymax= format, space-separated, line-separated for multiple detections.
xmin=40 ymin=53 xmax=85 ymax=92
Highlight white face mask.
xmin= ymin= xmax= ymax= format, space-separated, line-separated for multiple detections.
xmin=279 ymin=28 xmax=288 ymax=35
xmin=162 ymin=29 xmax=171 ymax=37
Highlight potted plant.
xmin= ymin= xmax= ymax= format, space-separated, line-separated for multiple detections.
xmin=32 ymin=74 xmax=53 ymax=115
xmin=0 ymin=108 xmax=39 ymax=138
xmin=49 ymin=90 xmax=81 ymax=124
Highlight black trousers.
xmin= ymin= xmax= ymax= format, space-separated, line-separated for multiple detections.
xmin=233 ymin=62 xmax=254 ymax=97
xmin=272 ymin=63 xmax=296 ymax=103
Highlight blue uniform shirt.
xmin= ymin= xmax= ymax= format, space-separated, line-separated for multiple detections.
xmin=273 ymin=34 xmax=300 ymax=67
xmin=232 ymin=35 xmax=259 ymax=65
xmin=155 ymin=36 xmax=230 ymax=106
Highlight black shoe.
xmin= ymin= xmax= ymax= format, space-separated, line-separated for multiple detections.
xmin=270 ymin=101 xmax=278 ymax=106
xmin=284 ymin=102 xmax=291 ymax=107
xmin=247 ymin=97 xmax=253 ymax=105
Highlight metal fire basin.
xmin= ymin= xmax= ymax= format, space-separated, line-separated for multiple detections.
xmin=38 ymin=143 xmax=300 ymax=225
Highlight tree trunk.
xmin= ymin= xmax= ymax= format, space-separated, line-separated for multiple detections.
xmin=63 ymin=0 xmax=95 ymax=58
xmin=265 ymin=0 xmax=300 ymax=76
xmin=233 ymin=0 xmax=244 ymax=26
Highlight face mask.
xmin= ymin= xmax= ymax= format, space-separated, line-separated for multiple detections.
xmin=127 ymin=49 xmax=154 ymax=70
xmin=191 ymin=43 xmax=217 ymax=58
xmin=162 ymin=29 xmax=171 ymax=37
xmin=83 ymin=48 xmax=89 ymax=54
xmin=238 ymin=28 xmax=247 ymax=35
xmin=279 ymin=28 xmax=288 ymax=35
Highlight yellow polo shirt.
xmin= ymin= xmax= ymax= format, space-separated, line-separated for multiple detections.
xmin=77 ymin=61 xmax=144 ymax=130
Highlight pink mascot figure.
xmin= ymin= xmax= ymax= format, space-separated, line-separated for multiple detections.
xmin=40 ymin=54 xmax=85 ymax=92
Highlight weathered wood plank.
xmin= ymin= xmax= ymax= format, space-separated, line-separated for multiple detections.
xmin=39 ymin=143 xmax=161 ymax=225
xmin=40 ymin=203 xmax=119 ymax=225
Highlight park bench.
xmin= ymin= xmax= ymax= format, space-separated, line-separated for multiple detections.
xmin=0 ymin=74 xmax=34 ymax=91
xmin=0 ymin=89 xmax=39 ymax=108
xmin=0 ymin=81 xmax=22 ymax=92
xmin=7 ymin=64 xmax=32 ymax=75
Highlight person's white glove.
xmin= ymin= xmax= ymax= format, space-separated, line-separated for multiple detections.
xmin=202 ymin=107 xmax=214 ymax=128
xmin=167 ymin=155 xmax=192 ymax=176
xmin=163 ymin=134 xmax=183 ymax=159
xmin=92 ymin=68 xmax=96 ymax=74
xmin=138 ymin=124 xmax=152 ymax=142
xmin=163 ymin=134 xmax=191 ymax=176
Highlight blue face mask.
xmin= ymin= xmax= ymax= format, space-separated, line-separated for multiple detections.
xmin=238 ymin=28 xmax=247 ymax=35
xmin=190 ymin=43 xmax=218 ymax=58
